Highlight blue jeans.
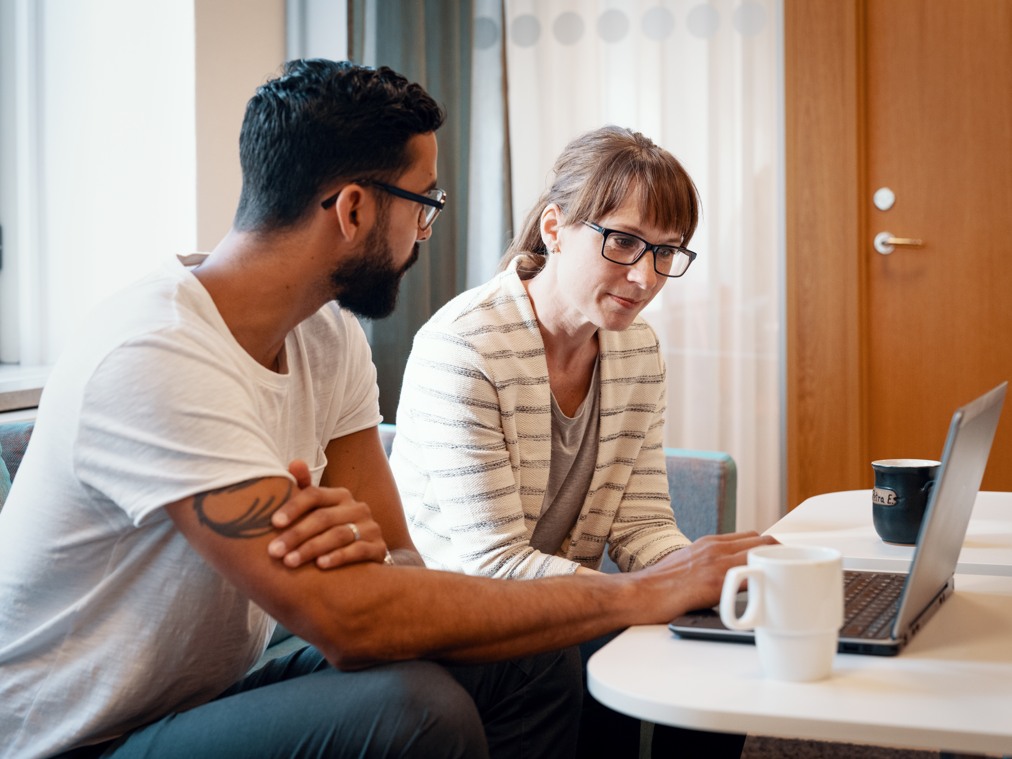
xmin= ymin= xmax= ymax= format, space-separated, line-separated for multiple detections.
xmin=65 ymin=645 xmax=582 ymax=759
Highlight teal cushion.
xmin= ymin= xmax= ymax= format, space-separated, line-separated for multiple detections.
xmin=0 ymin=420 xmax=33 ymax=481
xmin=0 ymin=441 xmax=11 ymax=508
xmin=1 ymin=421 xmax=34 ymax=509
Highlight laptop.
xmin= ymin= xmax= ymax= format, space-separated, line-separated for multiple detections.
xmin=669 ymin=381 xmax=1007 ymax=656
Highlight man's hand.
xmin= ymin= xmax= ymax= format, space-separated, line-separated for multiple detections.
xmin=266 ymin=459 xmax=390 ymax=569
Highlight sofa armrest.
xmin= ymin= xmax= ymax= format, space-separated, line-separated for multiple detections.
xmin=0 ymin=420 xmax=35 ymax=510
xmin=0 ymin=420 xmax=34 ymax=482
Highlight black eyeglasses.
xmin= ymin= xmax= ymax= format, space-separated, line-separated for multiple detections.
xmin=582 ymin=221 xmax=697 ymax=278
xmin=321 ymin=180 xmax=447 ymax=230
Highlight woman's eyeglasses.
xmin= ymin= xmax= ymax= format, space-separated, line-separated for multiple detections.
xmin=582 ymin=221 xmax=696 ymax=278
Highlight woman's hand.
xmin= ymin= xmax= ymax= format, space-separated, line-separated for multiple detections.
xmin=638 ymin=531 xmax=780 ymax=618
xmin=266 ymin=459 xmax=390 ymax=569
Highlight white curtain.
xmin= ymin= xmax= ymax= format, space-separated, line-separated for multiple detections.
xmin=499 ymin=0 xmax=783 ymax=530
xmin=467 ymin=0 xmax=512 ymax=289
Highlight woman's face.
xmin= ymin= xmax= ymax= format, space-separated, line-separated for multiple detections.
xmin=546 ymin=193 xmax=683 ymax=333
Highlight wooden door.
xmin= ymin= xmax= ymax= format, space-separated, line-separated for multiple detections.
xmin=865 ymin=0 xmax=1012 ymax=475
xmin=786 ymin=0 xmax=1012 ymax=510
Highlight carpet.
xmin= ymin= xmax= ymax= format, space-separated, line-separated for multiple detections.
xmin=741 ymin=735 xmax=999 ymax=759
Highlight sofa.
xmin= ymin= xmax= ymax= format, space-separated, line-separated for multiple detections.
xmin=0 ymin=418 xmax=31 ymax=504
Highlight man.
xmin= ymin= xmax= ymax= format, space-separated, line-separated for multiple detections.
xmin=0 ymin=59 xmax=772 ymax=758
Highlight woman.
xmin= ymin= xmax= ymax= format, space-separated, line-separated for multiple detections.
xmin=390 ymin=125 xmax=701 ymax=579
xmin=390 ymin=126 xmax=746 ymax=757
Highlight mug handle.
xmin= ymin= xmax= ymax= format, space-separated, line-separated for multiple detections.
xmin=719 ymin=566 xmax=764 ymax=630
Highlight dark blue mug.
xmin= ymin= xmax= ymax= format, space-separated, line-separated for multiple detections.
xmin=871 ymin=459 xmax=940 ymax=545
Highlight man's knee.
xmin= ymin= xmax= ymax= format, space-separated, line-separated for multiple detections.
xmin=104 ymin=659 xmax=489 ymax=759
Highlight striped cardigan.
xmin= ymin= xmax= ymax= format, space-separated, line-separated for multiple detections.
xmin=390 ymin=260 xmax=690 ymax=579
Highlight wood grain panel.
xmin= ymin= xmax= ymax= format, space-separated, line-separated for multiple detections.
xmin=787 ymin=0 xmax=1012 ymax=506
xmin=785 ymin=0 xmax=867 ymax=509
xmin=864 ymin=0 xmax=1012 ymax=486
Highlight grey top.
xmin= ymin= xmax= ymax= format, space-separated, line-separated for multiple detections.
xmin=530 ymin=358 xmax=601 ymax=555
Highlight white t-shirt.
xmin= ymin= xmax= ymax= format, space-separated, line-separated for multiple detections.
xmin=0 ymin=255 xmax=381 ymax=758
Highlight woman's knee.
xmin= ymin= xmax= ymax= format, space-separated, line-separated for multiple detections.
xmin=360 ymin=661 xmax=490 ymax=759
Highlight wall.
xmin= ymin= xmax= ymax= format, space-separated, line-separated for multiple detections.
xmin=195 ymin=0 xmax=286 ymax=250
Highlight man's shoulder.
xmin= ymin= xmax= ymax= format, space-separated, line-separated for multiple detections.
xmin=296 ymin=305 xmax=377 ymax=396
xmin=299 ymin=303 xmax=370 ymax=356
xmin=42 ymin=263 xmax=212 ymax=391
xmin=84 ymin=258 xmax=212 ymax=337
xmin=305 ymin=302 xmax=362 ymax=336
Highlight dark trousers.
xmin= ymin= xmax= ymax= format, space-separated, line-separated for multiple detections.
xmin=64 ymin=644 xmax=583 ymax=759
xmin=577 ymin=632 xmax=746 ymax=759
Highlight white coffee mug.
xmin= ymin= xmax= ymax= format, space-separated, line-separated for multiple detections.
xmin=719 ymin=544 xmax=843 ymax=682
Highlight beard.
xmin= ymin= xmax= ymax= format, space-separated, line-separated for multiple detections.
xmin=330 ymin=223 xmax=420 ymax=320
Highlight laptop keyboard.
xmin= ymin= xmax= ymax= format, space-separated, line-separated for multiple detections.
xmin=841 ymin=570 xmax=907 ymax=639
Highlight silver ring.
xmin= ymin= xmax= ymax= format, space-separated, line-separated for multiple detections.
xmin=347 ymin=522 xmax=361 ymax=542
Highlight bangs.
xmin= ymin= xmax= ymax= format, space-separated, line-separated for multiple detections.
xmin=564 ymin=147 xmax=700 ymax=245
xmin=636 ymin=165 xmax=700 ymax=243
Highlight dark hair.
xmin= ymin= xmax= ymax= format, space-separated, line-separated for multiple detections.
xmin=233 ymin=59 xmax=445 ymax=231
xmin=503 ymin=126 xmax=700 ymax=278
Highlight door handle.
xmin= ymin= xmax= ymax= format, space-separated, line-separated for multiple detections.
xmin=874 ymin=231 xmax=924 ymax=255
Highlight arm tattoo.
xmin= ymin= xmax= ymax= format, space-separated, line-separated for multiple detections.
xmin=192 ymin=478 xmax=293 ymax=539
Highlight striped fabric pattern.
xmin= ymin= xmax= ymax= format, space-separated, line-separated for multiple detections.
xmin=391 ymin=260 xmax=690 ymax=579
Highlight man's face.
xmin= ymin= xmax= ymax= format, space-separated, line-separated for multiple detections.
xmin=329 ymin=132 xmax=438 ymax=319
xmin=329 ymin=215 xmax=419 ymax=320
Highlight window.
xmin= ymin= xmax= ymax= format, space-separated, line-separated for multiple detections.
xmin=0 ymin=0 xmax=288 ymax=370
xmin=0 ymin=0 xmax=199 ymax=367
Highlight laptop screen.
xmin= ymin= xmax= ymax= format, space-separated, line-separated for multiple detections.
xmin=894 ymin=382 xmax=1007 ymax=633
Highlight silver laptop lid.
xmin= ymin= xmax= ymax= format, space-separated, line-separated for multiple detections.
xmin=893 ymin=381 xmax=1007 ymax=635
